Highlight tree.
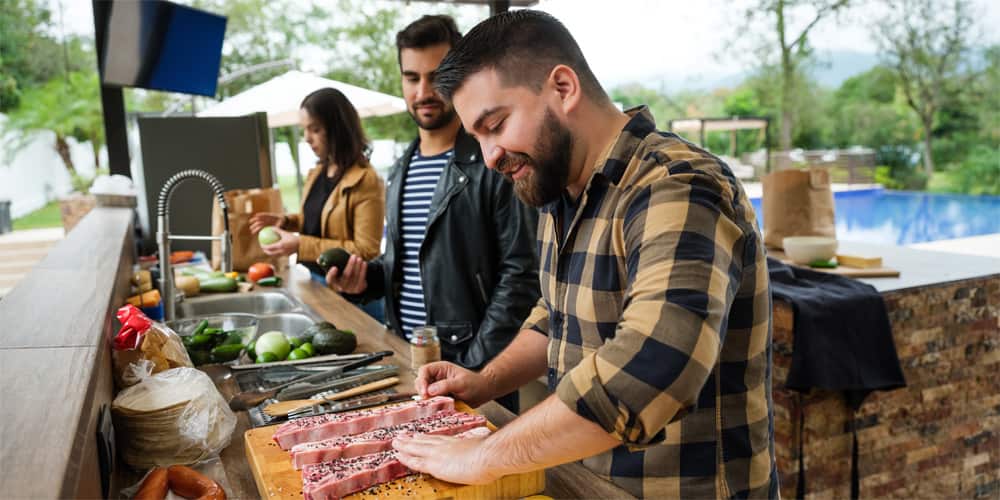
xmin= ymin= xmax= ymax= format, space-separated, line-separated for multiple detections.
xmin=827 ymin=66 xmax=919 ymax=149
xmin=0 ymin=0 xmax=92 ymax=112
xmin=4 ymin=71 xmax=105 ymax=173
xmin=738 ymin=0 xmax=852 ymax=150
xmin=873 ymin=0 xmax=976 ymax=177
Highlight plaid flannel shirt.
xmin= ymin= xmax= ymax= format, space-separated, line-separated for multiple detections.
xmin=522 ymin=107 xmax=777 ymax=498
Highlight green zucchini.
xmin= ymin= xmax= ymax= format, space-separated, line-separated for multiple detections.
xmin=199 ymin=276 xmax=238 ymax=293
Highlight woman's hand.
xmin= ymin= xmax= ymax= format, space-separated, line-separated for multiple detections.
xmin=250 ymin=212 xmax=283 ymax=234
xmin=260 ymin=227 xmax=299 ymax=257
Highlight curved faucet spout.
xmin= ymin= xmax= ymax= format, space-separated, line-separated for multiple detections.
xmin=157 ymin=169 xmax=232 ymax=321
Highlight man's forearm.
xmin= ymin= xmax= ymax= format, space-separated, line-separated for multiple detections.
xmin=480 ymin=329 xmax=548 ymax=400
xmin=479 ymin=394 xmax=620 ymax=476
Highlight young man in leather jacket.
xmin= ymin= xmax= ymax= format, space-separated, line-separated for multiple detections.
xmin=326 ymin=15 xmax=540 ymax=411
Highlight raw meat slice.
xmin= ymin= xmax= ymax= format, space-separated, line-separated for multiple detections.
xmin=273 ymin=396 xmax=454 ymax=450
xmin=290 ymin=409 xmax=486 ymax=469
xmin=302 ymin=427 xmax=491 ymax=500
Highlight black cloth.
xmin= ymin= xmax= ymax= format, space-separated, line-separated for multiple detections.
xmin=301 ymin=169 xmax=338 ymax=237
xmin=768 ymin=257 xmax=905 ymax=402
xmin=345 ymin=128 xmax=541 ymax=370
xmin=767 ymin=257 xmax=905 ymax=499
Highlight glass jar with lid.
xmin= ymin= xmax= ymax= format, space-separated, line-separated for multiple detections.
xmin=410 ymin=326 xmax=441 ymax=370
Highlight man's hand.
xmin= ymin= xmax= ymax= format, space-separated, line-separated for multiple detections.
xmin=393 ymin=432 xmax=497 ymax=485
xmin=325 ymin=255 xmax=368 ymax=294
xmin=260 ymin=227 xmax=299 ymax=256
xmin=249 ymin=212 xmax=283 ymax=234
xmin=415 ymin=361 xmax=495 ymax=408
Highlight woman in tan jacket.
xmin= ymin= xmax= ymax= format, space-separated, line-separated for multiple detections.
xmin=250 ymin=88 xmax=385 ymax=274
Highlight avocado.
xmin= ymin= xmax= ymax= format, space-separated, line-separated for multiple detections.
xmin=311 ymin=328 xmax=357 ymax=355
xmin=317 ymin=248 xmax=351 ymax=273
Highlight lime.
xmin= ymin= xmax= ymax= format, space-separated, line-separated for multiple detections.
xmin=287 ymin=348 xmax=310 ymax=360
xmin=287 ymin=336 xmax=305 ymax=348
xmin=299 ymin=342 xmax=315 ymax=356
xmin=256 ymin=352 xmax=279 ymax=364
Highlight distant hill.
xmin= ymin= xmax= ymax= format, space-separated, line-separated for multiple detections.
xmin=614 ymin=50 xmax=882 ymax=93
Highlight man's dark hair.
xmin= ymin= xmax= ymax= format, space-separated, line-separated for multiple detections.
xmin=396 ymin=15 xmax=462 ymax=66
xmin=433 ymin=10 xmax=607 ymax=103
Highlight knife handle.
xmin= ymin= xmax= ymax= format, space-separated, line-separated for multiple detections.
xmin=322 ymin=377 xmax=400 ymax=402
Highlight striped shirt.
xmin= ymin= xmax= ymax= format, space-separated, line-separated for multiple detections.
xmin=397 ymin=148 xmax=452 ymax=338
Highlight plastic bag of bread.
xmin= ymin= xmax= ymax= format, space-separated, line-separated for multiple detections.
xmin=112 ymin=305 xmax=192 ymax=388
xmin=112 ymin=367 xmax=236 ymax=468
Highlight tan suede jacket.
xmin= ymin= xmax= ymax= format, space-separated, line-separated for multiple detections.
xmin=283 ymin=162 xmax=385 ymax=262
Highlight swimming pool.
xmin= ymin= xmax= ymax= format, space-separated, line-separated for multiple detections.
xmin=749 ymin=189 xmax=1000 ymax=245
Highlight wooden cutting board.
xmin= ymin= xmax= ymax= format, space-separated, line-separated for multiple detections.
xmin=769 ymin=250 xmax=901 ymax=278
xmin=244 ymin=402 xmax=545 ymax=499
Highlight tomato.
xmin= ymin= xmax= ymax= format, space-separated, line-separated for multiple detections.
xmin=247 ymin=262 xmax=275 ymax=282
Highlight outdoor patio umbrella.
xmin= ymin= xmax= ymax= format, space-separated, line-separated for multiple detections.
xmin=197 ymin=70 xmax=406 ymax=125
xmin=197 ymin=70 xmax=406 ymax=197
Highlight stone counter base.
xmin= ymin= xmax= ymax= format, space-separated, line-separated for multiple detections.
xmin=773 ymin=276 xmax=1000 ymax=499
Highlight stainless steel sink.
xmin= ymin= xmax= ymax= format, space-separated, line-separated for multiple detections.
xmin=255 ymin=312 xmax=321 ymax=340
xmin=175 ymin=291 xmax=299 ymax=318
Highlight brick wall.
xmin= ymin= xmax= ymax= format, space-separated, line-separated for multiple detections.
xmin=773 ymin=276 xmax=1000 ymax=499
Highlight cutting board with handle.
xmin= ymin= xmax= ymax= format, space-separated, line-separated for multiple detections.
xmin=244 ymin=401 xmax=545 ymax=499
xmin=770 ymin=250 xmax=901 ymax=278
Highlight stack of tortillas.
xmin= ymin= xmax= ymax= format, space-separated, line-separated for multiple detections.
xmin=112 ymin=367 xmax=236 ymax=468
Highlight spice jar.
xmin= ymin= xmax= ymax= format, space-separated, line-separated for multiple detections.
xmin=410 ymin=326 xmax=441 ymax=370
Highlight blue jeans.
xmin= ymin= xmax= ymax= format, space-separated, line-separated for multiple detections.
xmin=309 ymin=271 xmax=385 ymax=324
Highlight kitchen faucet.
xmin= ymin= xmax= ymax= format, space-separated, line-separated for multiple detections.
xmin=156 ymin=169 xmax=231 ymax=321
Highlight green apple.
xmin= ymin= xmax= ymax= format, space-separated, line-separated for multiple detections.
xmin=258 ymin=226 xmax=280 ymax=246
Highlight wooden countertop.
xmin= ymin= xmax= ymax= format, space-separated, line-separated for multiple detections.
xmin=0 ymin=207 xmax=136 ymax=499
xmin=214 ymin=264 xmax=634 ymax=499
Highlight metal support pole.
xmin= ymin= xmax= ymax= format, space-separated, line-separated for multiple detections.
xmin=92 ymin=0 xmax=131 ymax=177
xmin=490 ymin=0 xmax=510 ymax=16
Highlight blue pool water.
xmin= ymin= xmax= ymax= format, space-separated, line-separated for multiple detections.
xmin=749 ymin=189 xmax=1000 ymax=245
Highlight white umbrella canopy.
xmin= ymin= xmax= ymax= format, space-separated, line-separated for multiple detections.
xmin=197 ymin=70 xmax=407 ymax=127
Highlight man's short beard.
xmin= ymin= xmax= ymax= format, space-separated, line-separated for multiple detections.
xmin=504 ymin=109 xmax=572 ymax=207
xmin=408 ymin=103 xmax=457 ymax=131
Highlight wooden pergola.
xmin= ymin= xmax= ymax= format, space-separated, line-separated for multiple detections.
xmin=668 ymin=116 xmax=772 ymax=172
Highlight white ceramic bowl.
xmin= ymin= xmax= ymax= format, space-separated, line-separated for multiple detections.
xmin=782 ymin=236 xmax=838 ymax=265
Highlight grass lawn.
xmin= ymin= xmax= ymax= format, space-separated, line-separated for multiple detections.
xmin=12 ymin=201 xmax=63 ymax=230
xmin=927 ymin=170 xmax=959 ymax=193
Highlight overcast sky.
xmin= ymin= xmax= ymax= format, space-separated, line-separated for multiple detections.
xmin=53 ymin=0 xmax=1000 ymax=91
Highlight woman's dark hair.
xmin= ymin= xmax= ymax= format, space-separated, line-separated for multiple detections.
xmin=300 ymin=87 xmax=369 ymax=183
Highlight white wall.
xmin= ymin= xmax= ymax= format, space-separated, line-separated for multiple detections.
xmin=0 ymin=114 xmax=107 ymax=218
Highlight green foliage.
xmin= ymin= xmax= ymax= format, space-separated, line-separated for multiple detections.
xmin=0 ymin=0 xmax=92 ymax=112
xmin=949 ymin=146 xmax=1000 ymax=195
xmin=828 ymin=66 xmax=920 ymax=148
xmin=323 ymin=4 xmax=415 ymax=142
xmin=4 ymin=71 xmax=105 ymax=171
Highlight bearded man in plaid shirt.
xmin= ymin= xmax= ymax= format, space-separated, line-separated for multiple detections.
xmin=392 ymin=10 xmax=778 ymax=499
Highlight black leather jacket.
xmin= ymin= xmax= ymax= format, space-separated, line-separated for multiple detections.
xmin=350 ymin=129 xmax=540 ymax=370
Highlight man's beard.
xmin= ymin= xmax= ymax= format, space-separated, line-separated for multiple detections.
xmin=408 ymin=98 xmax=457 ymax=131
xmin=497 ymin=109 xmax=572 ymax=207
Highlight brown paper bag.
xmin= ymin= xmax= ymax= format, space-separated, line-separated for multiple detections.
xmin=761 ymin=168 xmax=836 ymax=249
xmin=211 ymin=188 xmax=287 ymax=271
